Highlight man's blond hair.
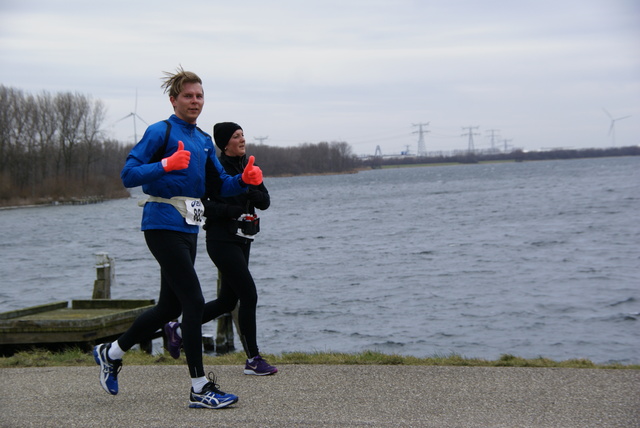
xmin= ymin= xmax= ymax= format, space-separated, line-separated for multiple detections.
xmin=161 ymin=65 xmax=202 ymax=99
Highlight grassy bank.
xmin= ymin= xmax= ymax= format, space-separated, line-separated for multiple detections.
xmin=1 ymin=349 xmax=637 ymax=369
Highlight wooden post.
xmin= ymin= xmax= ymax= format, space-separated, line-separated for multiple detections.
xmin=92 ymin=252 xmax=114 ymax=299
xmin=202 ymin=334 xmax=215 ymax=352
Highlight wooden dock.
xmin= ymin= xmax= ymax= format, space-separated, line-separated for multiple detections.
xmin=0 ymin=253 xmax=165 ymax=355
xmin=0 ymin=299 xmax=157 ymax=355
xmin=0 ymin=253 xmax=236 ymax=356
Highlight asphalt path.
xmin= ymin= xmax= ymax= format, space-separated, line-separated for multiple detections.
xmin=1 ymin=365 xmax=638 ymax=427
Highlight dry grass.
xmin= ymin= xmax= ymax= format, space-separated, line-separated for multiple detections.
xmin=1 ymin=348 xmax=637 ymax=370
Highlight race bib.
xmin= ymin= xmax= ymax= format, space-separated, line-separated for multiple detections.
xmin=184 ymin=199 xmax=205 ymax=226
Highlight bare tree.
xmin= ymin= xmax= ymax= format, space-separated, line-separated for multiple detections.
xmin=33 ymin=91 xmax=60 ymax=186
xmin=55 ymin=92 xmax=89 ymax=177
xmin=79 ymin=98 xmax=107 ymax=181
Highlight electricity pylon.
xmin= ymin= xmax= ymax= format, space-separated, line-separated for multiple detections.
xmin=486 ymin=129 xmax=500 ymax=151
xmin=412 ymin=122 xmax=430 ymax=156
xmin=254 ymin=136 xmax=269 ymax=144
xmin=461 ymin=126 xmax=480 ymax=154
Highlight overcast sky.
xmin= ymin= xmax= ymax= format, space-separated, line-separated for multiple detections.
xmin=1 ymin=0 xmax=638 ymax=156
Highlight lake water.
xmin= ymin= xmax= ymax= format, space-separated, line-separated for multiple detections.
xmin=1 ymin=157 xmax=638 ymax=364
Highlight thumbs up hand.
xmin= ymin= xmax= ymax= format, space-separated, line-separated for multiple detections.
xmin=162 ymin=140 xmax=191 ymax=172
xmin=241 ymin=155 xmax=263 ymax=185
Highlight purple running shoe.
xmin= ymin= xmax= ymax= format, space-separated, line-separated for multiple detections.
xmin=244 ymin=355 xmax=278 ymax=376
xmin=164 ymin=321 xmax=182 ymax=359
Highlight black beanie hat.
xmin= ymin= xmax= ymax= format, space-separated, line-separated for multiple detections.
xmin=213 ymin=122 xmax=242 ymax=151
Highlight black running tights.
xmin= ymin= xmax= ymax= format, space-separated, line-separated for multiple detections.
xmin=203 ymin=238 xmax=259 ymax=358
xmin=117 ymin=230 xmax=206 ymax=378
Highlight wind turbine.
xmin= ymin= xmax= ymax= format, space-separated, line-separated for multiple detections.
xmin=116 ymin=90 xmax=148 ymax=144
xmin=603 ymin=108 xmax=631 ymax=146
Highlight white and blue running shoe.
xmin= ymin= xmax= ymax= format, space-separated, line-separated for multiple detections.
xmin=189 ymin=373 xmax=238 ymax=409
xmin=93 ymin=343 xmax=122 ymax=395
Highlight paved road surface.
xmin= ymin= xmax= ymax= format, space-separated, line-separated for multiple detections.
xmin=1 ymin=365 xmax=638 ymax=427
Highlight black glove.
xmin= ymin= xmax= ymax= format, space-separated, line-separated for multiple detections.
xmin=246 ymin=189 xmax=265 ymax=203
xmin=226 ymin=205 xmax=244 ymax=219
xmin=202 ymin=199 xmax=215 ymax=218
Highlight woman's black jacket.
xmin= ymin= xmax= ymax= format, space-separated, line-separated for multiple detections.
xmin=202 ymin=153 xmax=270 ymax=242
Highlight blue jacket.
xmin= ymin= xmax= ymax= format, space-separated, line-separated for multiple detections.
xmin=121 ymin=114 xmax=246 ymax=233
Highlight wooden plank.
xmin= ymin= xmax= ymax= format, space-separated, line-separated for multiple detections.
xmin=0 ymin=321 xmax=139 ymax=344
xmin=71 ymin=299 xmax=155 ymax=310
xmin=0 ymin=301 xmax=68 ymax=320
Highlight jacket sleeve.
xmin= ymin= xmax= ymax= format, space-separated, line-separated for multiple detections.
xmin=208 ymin=150 xmax=247 ymax=197
xmin=202 ymin=158 xmax=245 ymax=220
xmin=120 ymin=127 xmax=166 ymax=188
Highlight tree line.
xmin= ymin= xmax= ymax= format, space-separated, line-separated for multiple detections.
xmin=0 ymin=85 xmax=130 ymax=205
xmin=363 ymin=145 xmax=640 ymax=169
xmin=250 ymin=141 xmax=358 ymax=176
xmin=2 ymin=85 xmax=637 ymax=207
xmin=0 ymin=86 xmax=359 ymax=206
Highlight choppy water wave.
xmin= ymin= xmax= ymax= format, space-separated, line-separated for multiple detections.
xmin=1 ymin=157 xmax=638 ymax=364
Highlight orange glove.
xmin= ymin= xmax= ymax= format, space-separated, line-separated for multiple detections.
xmin=162 ymin=140 xmax=190 ymax=172
xmin=242 ymin=155 xmax=263 ymax=185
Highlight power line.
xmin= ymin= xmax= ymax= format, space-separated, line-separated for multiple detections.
xmin=350 ymin=132 xmax=413 ymax=145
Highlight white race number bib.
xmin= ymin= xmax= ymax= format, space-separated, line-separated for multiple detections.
xmin=184 ymin=199 xmax=205 ymax=226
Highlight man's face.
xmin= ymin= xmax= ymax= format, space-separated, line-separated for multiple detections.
xmin=170 ymin=82 xmax=204 ymax=124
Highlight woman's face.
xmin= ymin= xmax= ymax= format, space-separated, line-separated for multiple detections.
xmin=225 ymin=129 xmax=246 ymax=157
